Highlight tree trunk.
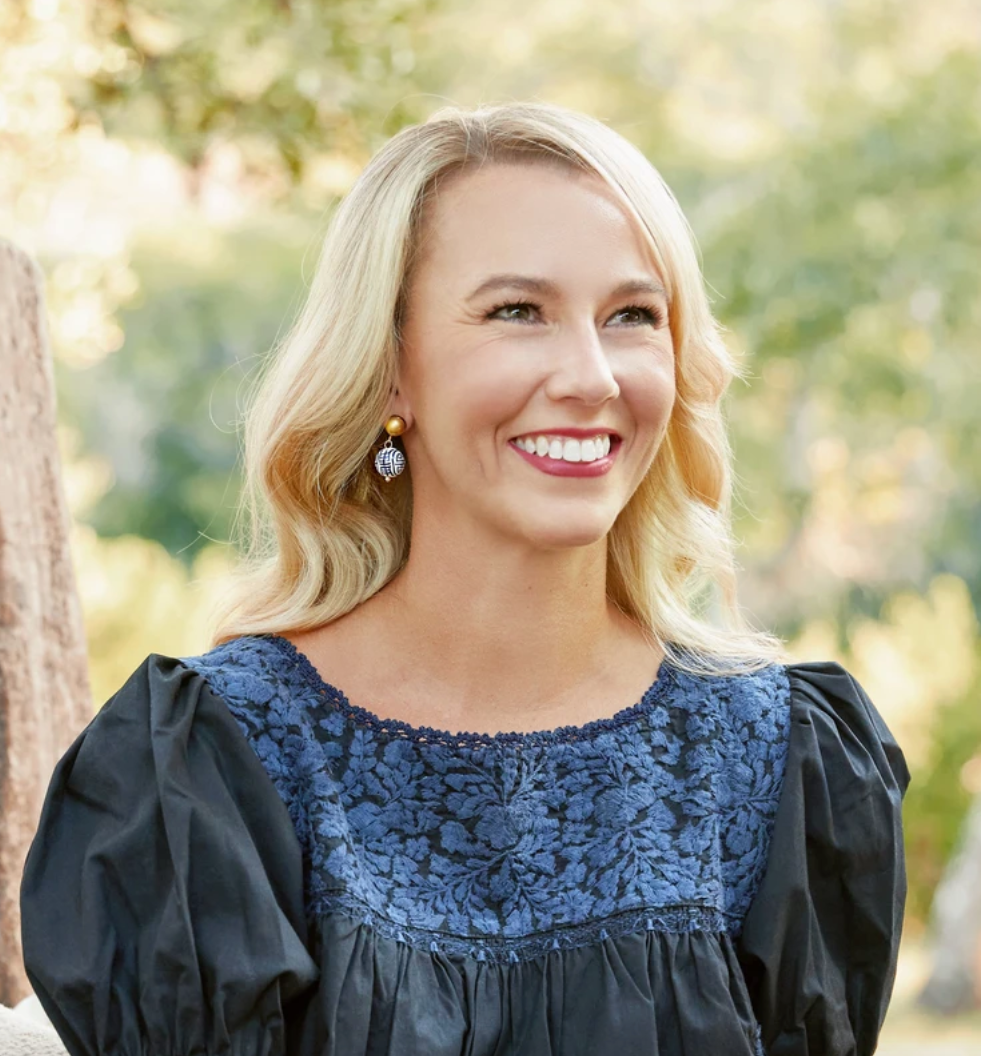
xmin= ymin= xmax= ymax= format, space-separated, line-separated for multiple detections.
xmin=0 ymin=241 xmax=92 ymax=1006
xmin=917 ymin=789 xmax=981 ymax=1014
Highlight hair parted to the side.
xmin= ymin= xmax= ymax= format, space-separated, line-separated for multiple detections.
xmin=205 ymin=100 xmax=788 ymax=676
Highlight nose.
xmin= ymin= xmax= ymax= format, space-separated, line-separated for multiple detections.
xmin=543 ymin=321 xmax=620 ymax=405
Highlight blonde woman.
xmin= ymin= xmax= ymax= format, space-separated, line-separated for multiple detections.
xmin=21 ymin=102 xmax=909 ymax=1055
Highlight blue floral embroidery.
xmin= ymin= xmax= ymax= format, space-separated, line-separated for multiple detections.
xmin=179 ymin=634 xmax=791 ymax=964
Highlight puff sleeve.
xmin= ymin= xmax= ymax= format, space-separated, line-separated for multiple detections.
xmin=734 ymin=661 xmax=911 ymax=1056
xmin=20 ymin=654 xmax=319 ymax=1056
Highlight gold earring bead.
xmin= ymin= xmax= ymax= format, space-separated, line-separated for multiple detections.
xmin=385 ymin=415 xmax=407 ymax=436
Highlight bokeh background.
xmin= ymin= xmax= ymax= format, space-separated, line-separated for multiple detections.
xmin=3 ymin=0 xmax=980 ymax=1049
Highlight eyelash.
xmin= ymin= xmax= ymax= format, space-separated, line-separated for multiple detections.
xmin=484 ymin=300 xmax=666 ymax=328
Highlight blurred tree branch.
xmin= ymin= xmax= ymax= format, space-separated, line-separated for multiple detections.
xmin=69 ymin=0 xmax=446 ymax=186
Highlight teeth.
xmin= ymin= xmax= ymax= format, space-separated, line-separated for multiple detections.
xmin=515 ymin=434 xmax=613 ymax=463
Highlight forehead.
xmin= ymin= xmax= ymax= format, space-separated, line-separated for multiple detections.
xmin=414 ymin=162 xmax=659 ymax=282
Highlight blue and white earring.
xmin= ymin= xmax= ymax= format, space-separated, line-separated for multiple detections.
xmin=374 ymin=415 xmax=407 ymax=482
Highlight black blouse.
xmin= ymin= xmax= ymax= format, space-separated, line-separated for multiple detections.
xmin=20 ymin=634 xmax=910 ymax=1055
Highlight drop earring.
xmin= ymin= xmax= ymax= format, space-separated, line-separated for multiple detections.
xmin=374 ymin=415 xmax=407 ymax=481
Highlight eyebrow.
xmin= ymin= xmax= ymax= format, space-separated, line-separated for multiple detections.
xmin=465 ymin=274 xmax=669 ymax=303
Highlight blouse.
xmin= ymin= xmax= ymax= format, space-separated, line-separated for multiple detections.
xmin=20 ymin=632 xmax=911 ymax=1056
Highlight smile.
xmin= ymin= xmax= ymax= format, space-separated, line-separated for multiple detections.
xmin=508 ymin=434 xmax=621 ymax=477
xmin=512 ymin=433 xmax=612 ymax=462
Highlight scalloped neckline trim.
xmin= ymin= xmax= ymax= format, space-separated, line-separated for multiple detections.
xmin=259 ymin=632 xmax=682 ymax=749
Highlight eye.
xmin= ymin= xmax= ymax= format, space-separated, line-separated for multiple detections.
xmin=483 ymin=300 xmax=667 ymax=327
xmin=610 ymin=304 xmax=666 ymax=327
xmin=485 ymin=300 xmax=542 ymax=324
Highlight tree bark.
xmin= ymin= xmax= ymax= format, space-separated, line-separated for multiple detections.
xmin=0 ymin=241 xmax=92 ymax=1006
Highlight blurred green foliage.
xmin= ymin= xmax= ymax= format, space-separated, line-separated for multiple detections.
xmin=77 ymin=0 xmax=444 ymax=172
xmin=904 ymin=669 xmax=981 ymax=923
xmin=706 ymin=49 xmax=981 ymax=626
xmin=58 ymin=220 xmax=312 ymax=553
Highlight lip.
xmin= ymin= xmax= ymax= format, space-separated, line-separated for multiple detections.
xmin=509 ymin=437 xmax=622 ymax=477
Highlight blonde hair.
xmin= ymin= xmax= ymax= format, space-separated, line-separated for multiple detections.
xmin=207 ymin=101 xmax=787 ymax=676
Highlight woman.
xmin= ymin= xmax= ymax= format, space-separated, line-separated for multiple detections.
xmin=20 ymin=101 xmax=910 ymax=1055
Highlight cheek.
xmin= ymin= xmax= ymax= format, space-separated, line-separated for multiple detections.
xmin=438 ymin=351 xmax=541 ymax=440
xmin=621 ymin=350 xmax=676 ymax=428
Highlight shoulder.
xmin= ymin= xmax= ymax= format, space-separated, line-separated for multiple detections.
xmin=782 ymin=659 xmax=910 ymax=787
xmin=669 ymin=655 xmax=909 ymax=799
xmin=670 ymin=658 xmax=793 ymax=752
xmin=77 ymin=637 xmax=304 ymax=771
xmin=88 ymin=636 xmax=288 ymax=722
xmin=173 ymin=635 xmax=326 ymax=805
xmin=711 ymin=655 xmax=904 ymax=756
xmin=783 ymin=656 xmax=866 ymax=707
xmin=667 ymin=660 xmax=794 ymax=815
xmin=774 ymin=658 xmax=912 ymax=840
xmin=39 ymin=644 xmax=302 ymax=839
xmin=175 ymin=634 xmax=304 ymax=733
xmin=178 ymin=634 xmax=287 ymax=701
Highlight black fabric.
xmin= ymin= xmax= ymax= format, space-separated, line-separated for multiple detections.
xmin=734 ymin=662 xmax=911 ymax=1056
xmin=20 ymin=656 xmax=319 ymax=1056
xmin=20 ymin=654 xmax=909 ymax=1056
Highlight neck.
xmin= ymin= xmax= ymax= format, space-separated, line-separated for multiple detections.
xmin=365 ymin=513 xmax=654 ymax=714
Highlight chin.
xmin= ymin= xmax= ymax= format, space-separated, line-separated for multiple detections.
xmin=514 ymin=509 xmax=618 ymax=550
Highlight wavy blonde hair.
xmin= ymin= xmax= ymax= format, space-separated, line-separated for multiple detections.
xmin=206 ymin=101 xmax=787 ymax=676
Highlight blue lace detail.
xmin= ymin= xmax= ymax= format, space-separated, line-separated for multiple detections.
xmin=179 ymin=633 xmax=792 ymax=963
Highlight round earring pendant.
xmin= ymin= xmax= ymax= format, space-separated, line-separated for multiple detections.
xmin=374 ymin=443 xmax=406 ymax=481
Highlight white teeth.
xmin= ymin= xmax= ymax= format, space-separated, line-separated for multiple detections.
xmin=514 ymin=434 xmax=614 ymax=463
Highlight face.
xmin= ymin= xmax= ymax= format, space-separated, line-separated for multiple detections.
xmin=392 ymin=162 xmax=676 ymax=551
